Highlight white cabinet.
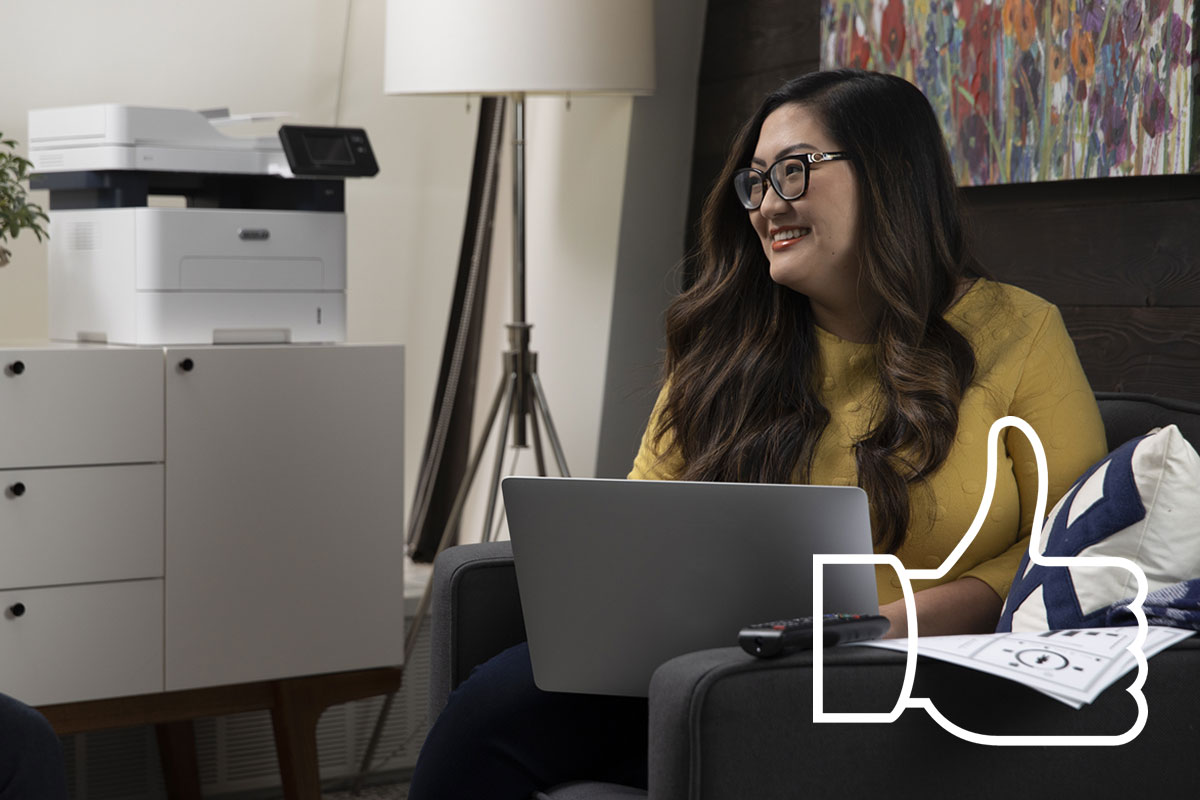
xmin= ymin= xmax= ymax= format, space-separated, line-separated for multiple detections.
xmin=1 ymin=344 xmax=164 ymax=705
xmin=0 ymin=345 xmax=163 ymax=467
xmin=163 ymin=345 xmax=406 ymax=689
xmin=0 ymin=582 xmax=164 ymax=706
xmin=0 ymin=343 xmax=404 ymax=705
xmin=0 ymin=464 xmax=163 ymax=588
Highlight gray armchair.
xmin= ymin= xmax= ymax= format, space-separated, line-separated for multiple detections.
xmin=429 ymin=393 xmax=1200 ymax=799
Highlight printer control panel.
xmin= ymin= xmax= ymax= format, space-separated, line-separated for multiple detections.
xmin=279 ymin=125 xmax=379 ymax=178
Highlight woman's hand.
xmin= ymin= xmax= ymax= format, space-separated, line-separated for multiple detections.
xmin=877 ymin=576 xmax=1003 ymax=639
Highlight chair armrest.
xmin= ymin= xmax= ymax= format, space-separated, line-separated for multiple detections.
xmin=646 ymin=639 xmax=1200 ymax=799
xmin=646 ymin=645 xmax=908 ymax=800
xmin=429 ymin=541 xmax=527 ymax=719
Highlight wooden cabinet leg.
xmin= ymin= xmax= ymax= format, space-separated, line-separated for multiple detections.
xmin=155 ymin=721 xmax=202 ymax=800
xmin=270 ymin=680 xmax=324 ymax=800
xmin=42 ymin=670 xmax=401 ymax=800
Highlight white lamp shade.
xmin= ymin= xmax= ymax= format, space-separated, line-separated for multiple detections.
xmin=384 ymin=0 xmax=655 ymax=96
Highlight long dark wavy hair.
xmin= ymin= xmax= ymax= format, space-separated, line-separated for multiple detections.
xmin=655 ymin=69 xmax=985 ymax=553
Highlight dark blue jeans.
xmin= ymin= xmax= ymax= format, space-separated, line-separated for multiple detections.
xmin=0 ymin=693 xmax=68 ymax=800
xmin=409 ymin=642 xmax=649 ymax=800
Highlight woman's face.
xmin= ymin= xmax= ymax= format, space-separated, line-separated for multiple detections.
xmin=747 ymin=103 xmax=861 ymax=307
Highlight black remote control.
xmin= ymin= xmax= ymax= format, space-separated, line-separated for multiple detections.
xmin=739 ymin=613 xmax=891 ymax=658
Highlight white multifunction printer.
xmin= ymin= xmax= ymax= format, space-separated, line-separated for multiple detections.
xmin=27 ymin=105 xmax=379 ymax=345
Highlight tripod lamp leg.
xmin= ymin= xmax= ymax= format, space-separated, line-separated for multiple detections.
xmin=530 ymin=372 xmax=570 ymax=477
xmin=481 ymin=371 xmax=517 ymax=542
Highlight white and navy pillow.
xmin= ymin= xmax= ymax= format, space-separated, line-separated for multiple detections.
xmin=997 ymin=424 xmax=1200 ymax=632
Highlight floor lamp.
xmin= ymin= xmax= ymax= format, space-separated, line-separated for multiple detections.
xmin=352 ymin=0 xmax=655 ymax=788
xmin=388 ymin=0 xmax=655 ymax=550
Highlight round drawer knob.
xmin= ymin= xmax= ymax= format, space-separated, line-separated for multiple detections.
xmin=7 ymin=482 xmax=25 ymax=498
xmin=8 ymin=603 xmax=25 ymax=618
xmin=6 ymin=360 xmax=24 ymax=376
xmin=179 ymin=358 xmax=195 ymax=372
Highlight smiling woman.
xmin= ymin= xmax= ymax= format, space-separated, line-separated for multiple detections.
xmin=408 ymin=69 xmax=1108 ymax=799
xmin=408 ymin=70 xmax=1108 ymax=800
xmin=636 ymin=69 xmax=1106 ymax=630
xmin=745 ymin=104 xmax=864 ymax=338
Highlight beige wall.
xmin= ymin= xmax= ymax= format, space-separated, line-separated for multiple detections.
xmin=0 ymin=0 xmax=637 ymax=539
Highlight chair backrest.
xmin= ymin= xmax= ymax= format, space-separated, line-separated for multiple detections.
xmin=1094 ymin=392 xmax=1200 ymax=452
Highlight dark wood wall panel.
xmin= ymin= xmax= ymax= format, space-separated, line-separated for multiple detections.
xmin=689 ymin=1 xmax=1200 ymax=403
xmin=963 ymin=174 xmax=1200 ymax=400
xmin=1061 ymin=308 xmax=1200 ymax=398
xmin=688 ymin=0 xmax=821 ymax=231
xmin=700 ymin=0 xmax=821 ymax=83
xmin=963 ymin=176 xmax=1200 ymax=307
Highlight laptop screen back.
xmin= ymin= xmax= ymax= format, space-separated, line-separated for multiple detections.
xmin=502 ymin=477 xmax=879 ymax=697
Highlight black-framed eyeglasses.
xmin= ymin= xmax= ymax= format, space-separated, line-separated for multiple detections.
xmin=731 ymin=151 xmax=851 ymax=210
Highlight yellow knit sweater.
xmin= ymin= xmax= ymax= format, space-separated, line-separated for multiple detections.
xmin=628 ymin=280 xmax=1108 ymax=604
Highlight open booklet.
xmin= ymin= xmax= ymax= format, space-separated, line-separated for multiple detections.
xmin=855 ymin=626 xmax=1195 ymax=709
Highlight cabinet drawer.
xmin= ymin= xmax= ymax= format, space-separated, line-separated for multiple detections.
xmin=0 ymin=465 xmax=163 ymax=589
xmin=0 ymin=346 xmax=163 ymax=469
xmin=0 ymin=580 xmax=163 ymax=706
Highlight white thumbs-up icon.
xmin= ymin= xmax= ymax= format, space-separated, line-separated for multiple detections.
xmin=811 ymin=416 xmax=1150 ymax=746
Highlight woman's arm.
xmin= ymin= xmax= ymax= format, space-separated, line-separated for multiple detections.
xmin=627 ymin=383 xmax=684 ymax=480
xmin=959 ymin=303 xmax=1107 ymax=597
xmin=877 ymin=576 xmax=1003 ymax=639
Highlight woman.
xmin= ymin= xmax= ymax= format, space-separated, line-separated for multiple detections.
xmin=409 ymin=69 xmax=1106 ymax=798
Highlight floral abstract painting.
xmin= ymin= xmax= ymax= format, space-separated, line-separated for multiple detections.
xmin=821 ymin=0 xmax=1197 ymax=185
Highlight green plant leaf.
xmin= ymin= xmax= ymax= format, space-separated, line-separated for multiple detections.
xmin=0 ymin=134 xmax=50 ymax=246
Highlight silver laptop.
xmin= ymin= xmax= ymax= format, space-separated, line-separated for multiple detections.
xmin=501 ymin=476 xmax=879 ymax=697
